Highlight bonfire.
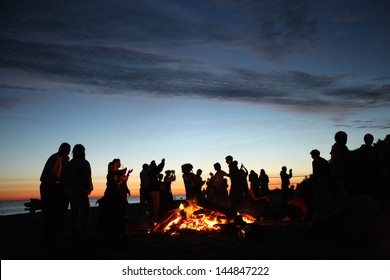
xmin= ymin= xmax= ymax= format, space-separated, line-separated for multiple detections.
xmin=152 ymin=200 xmax=256 ymax=236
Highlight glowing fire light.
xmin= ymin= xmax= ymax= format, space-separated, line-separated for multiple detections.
xmin=152 ymin=201 xmax=256 ymax=236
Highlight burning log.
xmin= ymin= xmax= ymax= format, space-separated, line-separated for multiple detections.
xmin=152 ymin=210 xmax=183 ymax=232
xmin=151 ymin=199 xmax=257 ymax=236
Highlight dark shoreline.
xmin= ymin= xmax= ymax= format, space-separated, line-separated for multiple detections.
xmin=1 ymin=198 xmax=390 ymax=260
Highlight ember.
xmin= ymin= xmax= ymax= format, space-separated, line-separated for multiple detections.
xmin=152 ymin=200 xmax=256 ymax=236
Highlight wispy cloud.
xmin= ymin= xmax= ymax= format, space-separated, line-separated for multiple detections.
xmin=332 ymin=13 xmax=366 ymax=23
xmin=0 ymin=95 xmax=22 ymax=110
xmin=335 ymin=120 xmax=390 ymax=131
xmin=221 ymin=0 xmax=319 ymax=59
xmin=1 ymin=0 xmax=389 ymax=115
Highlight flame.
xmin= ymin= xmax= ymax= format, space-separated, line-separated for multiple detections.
xmin=238 ymin=212 xmax=257 ymax=224
xmin=152 ymin=201 xmax=256 ymax=236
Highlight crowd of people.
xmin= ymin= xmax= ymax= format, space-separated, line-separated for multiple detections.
xmin=39 ymin=131 xmax=390 ymax=243
xmin=288 ymin=132 xmax=390 ymax=241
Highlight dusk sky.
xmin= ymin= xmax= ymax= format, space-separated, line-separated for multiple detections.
xmin=1 ymin=0 xmax=389 ymax=200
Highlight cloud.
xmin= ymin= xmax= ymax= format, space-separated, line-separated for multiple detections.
xmin=2 ymin=35 xmax=389 ymax=114
xmin=332 ymin=13 xmax=366 ymax=23
xmin=216 ymin=0 xmax=319 ymax=60
xmin=1 ymin=0 xmax=319 ymax=60
xmin=335 ymin=120 xmax=390 ymax=131
xmin=0 ymin=95 xmax=21 ymax=110
xmin=1 ymin=0 xmax=390 ymax=115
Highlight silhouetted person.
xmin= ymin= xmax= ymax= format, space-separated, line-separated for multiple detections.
xmin=259 ymin=169 xmax=270 ymax=195
xmin=382 ymin=134 xmax=390 ymax=183
xmin=356 ymin=133 xmax=381 ymax=197
xmin=157 ymin=173 xmax=166 ymax=218
xmin=280 ymin=166 xmax=293 ymax=209
xmin=248 ymin=170 xmax=260 ymax=195
xmin=240 ymin=164 xmax=249 ymax=207
xmin=194 ymin=169 xmax=206 ymax=201
xmin=148 ymin=158 xmax=165 ymax=222
xmin=210 ymin=162 xmax=228 ymax=207
xmin=205 ymin=173 xmax=216 ymax=202
xmin=310 ymin=149 xmax=332 ymax=186
xmin=248 ymin=172 xmax=270 ymax=219
xmin=160 ymin=170 xmax=176 ymax=216
xmin=39 ymin=142 xmax=71 ymax=242
xmin=330 ymin=131 xmax=354 ymax=200
xmin=379 ymin=134 xmax=390 ymax=218
xmin=97 ymin=160 xmax=128 ymax=237
xmin=287 ymin=187 xmax=308 ymax=222
xmin=226 ymin=155 xmax=243 ymax=215
xmin=310 ymin=149 xmax=334 ymax=214
xmin=112 ymin=159 xmax=132 ymax=202
xmin=139 ymin=163 xmax=151 ymax=217
xmin=61 ymin=144 xmax=93 ymax=238
xmin=182 ymin=163 xmax=196 ymax=201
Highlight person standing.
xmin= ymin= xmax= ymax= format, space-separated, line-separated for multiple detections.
xmin=310 ymin=149 xmax=334 ymax=214
xmin=161 ymin=170 xmax=176 ymax=215
xmin=356 ymin=133 xmax=381 ymax=196
xmin=112 ymin=158 xmax=132 ymax=201
xmin=194 ymin=169 xmax=206 ymax=201
xmin=148 ymin=159 xmax=165 ymax=222
xmin=239 ymin=164 xmax=249 ymax=207
xmin=62 ymin=144 xmax=93 ymax=238
xmin=211 ymin=162 xmax=229 ymax=207
xmin=97 ymin=160 xmax=128 ymax=237
xmin=182 ymin=163 xmax=196 ymax=201
xmin=139 ymin=163 xmax=151 ymax=217
xmin=259 ymin=169 xmax=270 ymax=195
xmin=225 ymin=155 xmax=242 ymax=215
xmin=280 ymin=166 xmax=293 ymax=209
xmin=330 ymin=131 xmax=354 ymax=199
xmin=39 ymin=142 xmax=71 ymax=242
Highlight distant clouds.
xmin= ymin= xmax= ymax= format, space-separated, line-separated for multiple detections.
xmin=335 ymin=120 xmax=390 ymax=130
xmin=332 ymin=13 xmax=366 ymax=23
xmin=0 ymin=93 xmax=21 ymax=110
xmin=1 ymin=0 xmax=389 ymax=115
xmin=221 ymin=0 xmax=318 ymax=59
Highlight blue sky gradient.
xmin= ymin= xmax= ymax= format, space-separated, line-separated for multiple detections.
xmin=0 ymin=0 xmax=389 ymax=199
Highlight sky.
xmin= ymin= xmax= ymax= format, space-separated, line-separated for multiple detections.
xmin=0 ymin=0 xmax=389 ymax=200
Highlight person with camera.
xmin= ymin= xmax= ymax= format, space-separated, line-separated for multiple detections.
xmin=148 ymin=158 xmax=165 ymax=222
xmin=280 ymin=166 xmax=293 ymax=210
xmin=161 ymin=170 xmax=176 ymax=215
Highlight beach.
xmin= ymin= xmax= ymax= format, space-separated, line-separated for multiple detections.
xmin=1 ymin=194 xmax=390 ymax=261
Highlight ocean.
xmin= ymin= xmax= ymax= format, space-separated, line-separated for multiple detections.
xmin=0 ymin=195 xmax=187 ymax=216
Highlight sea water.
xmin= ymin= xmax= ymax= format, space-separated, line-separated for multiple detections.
xmin=0 ymin=195 xmax=186 ymax=216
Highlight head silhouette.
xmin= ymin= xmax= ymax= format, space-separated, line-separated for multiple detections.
xmin=225 ymin=155 xmax=233 ymax=165
xmin=334 ymin=131 xmax=348 ymax=145
xmin=310 ymin=149 xmax=321 ymax=160
xmin=363 ymin=133 xmax=374 ymax=146
xmin=214 ymin=162 xmax=221 ymax=171
xmin=72 ymin=144 xmax=85 ymax=159
xmin=58 ymin=142 xmax=71 ymax=157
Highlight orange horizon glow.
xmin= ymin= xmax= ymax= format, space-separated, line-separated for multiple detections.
xmin=0 ymin=175 xmax=308 ymax=201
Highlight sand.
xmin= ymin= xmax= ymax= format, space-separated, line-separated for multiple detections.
xmin=1 ymin=200 xmax=389 ymax=260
